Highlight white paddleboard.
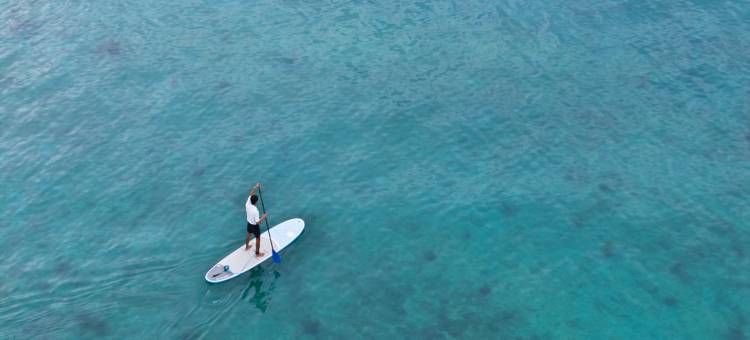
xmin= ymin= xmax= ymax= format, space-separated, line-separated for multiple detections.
xmin=205 ymin=218 xmax=304 ymax=283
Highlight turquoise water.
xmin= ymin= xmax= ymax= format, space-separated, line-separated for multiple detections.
xmin=2 ymin=0 xmax=749 ymax=338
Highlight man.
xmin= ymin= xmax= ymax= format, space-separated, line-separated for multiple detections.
xmin=245 ymin=182 xmax=268 ymax=257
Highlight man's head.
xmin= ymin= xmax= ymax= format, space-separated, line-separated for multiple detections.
xmin=250 ymin=195 xmax=259 ymax=205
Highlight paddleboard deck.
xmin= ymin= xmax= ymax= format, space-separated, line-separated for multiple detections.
xmin=205 ymin=218 xmax=304 ymax=283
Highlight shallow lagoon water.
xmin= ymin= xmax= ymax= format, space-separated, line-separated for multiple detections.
xmin=1 ymin=0 xmax=749 ymax=338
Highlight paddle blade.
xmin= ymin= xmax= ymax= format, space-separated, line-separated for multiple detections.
xmin=271 ymin=250 xmax=281 ymax=263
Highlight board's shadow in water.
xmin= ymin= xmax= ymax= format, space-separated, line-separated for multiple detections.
xmin=241 ymin=266 xmax=281 ymax=313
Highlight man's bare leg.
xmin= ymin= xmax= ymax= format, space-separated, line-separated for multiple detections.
xmin=255 ymin=236 xmax=265 ymax=257
xmin=245 ymin=232 xmax=252 ymax=251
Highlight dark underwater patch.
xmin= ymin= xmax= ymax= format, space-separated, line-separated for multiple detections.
xmin=426 ymin=306 xmax=524 ymax=339
xmin=726 ymin=312 xmax=747 ymax=340
xmin=661 ymin=296 xmax=678 ymax=307
xmin=731 ymin=243 xmax=745 ymax=259
xmin=435 ymin=313 xmax=470 ymax=337
xmin=656 ymin=238 xmax=672 ymax=251
xmin=478 ymin=285 xmax=491 ymax=296
xmin=301 ymin=318 xmax=320 ymax=335
xmin=567 ymin=318 xmax=582 ymax=328
xmin=726 ymin=323 xmax=745 ymax=340
xmin=500 ymin=202 xmax=516 ymax=216
xmin=669 ymin=262 xmax=692 ymax=283
xmin=572 ymin=214 xmax=585 ymax=228
xmin=423 ymin=250 xmax=436 ymax=262
xmin=602 ymin=241 xmax=614 ymax=257
xmin=706 ymin=222 xmax=734 ymax=236
xmin=496 ymin=310 xmax=518 ymax=322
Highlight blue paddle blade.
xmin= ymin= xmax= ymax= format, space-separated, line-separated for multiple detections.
xmin=271 ymin=250 xmax=281 ymax=263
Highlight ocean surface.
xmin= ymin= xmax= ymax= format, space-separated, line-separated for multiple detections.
xmin=1 ymin=0 xmax=749 ymax=338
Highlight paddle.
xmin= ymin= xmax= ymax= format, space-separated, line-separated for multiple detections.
xmin=258 ymin=187 xmax=281 ymax=263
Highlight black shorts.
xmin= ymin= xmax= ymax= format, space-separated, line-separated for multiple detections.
xmin=246 ymin=222 xmax=260 ymax=238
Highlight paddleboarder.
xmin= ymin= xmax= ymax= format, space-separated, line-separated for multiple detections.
xmin=245 ymin=183 xmax=268 ymax=256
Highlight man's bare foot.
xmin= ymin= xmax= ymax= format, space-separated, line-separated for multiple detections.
xmin=245 ymin=245 xmax=252 ymax=251
xmin=255 ymin=252 xmax=265 ymax=257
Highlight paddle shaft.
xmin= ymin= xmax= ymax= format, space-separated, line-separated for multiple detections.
xmin=257 ymin=187 xmax=276 ymax=251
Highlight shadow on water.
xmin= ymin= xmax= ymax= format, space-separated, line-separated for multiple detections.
xmin=241 ymin=266 xmax=281 ymax=313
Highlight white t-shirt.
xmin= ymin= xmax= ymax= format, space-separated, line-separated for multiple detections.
xmin=245 ymin=197 xmax=260 ymax=224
